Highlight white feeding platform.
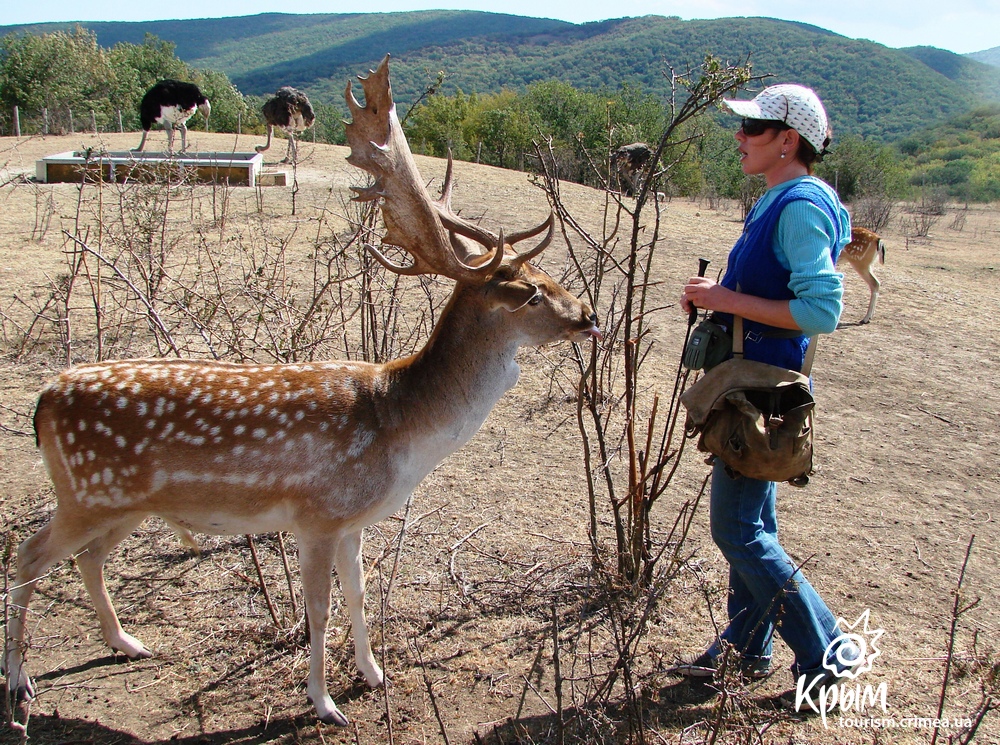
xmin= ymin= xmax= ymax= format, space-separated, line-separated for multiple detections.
xmin=36 ymin=150 xmax=266 ymax=187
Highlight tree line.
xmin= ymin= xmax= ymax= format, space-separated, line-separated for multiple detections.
xmin=0 ymin=27 xmax=344 ymax=146
xmin=6 ymin=26 xmax=996 ymax=204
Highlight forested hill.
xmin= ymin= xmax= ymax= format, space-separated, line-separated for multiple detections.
xmin=968 ymin=46 xmax=1000 ymax=68
xmin=4 ymin=11 xmax=1000 ymax=142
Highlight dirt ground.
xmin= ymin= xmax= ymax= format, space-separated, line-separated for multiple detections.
xmin=0 ymin=131 xmax=998 ymax=745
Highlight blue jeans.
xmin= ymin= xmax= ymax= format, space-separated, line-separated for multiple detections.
xmin=706 ymin=458 xmax=846 ymax=680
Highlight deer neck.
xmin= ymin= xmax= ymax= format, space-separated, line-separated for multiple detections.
xmin=383 ymin=285 xmax=520 ymax=452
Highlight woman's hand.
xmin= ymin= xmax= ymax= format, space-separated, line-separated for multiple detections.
xmin=681 ymin=276 xmax=733 ymax=315
xmin=682 ymin=276 xmax=800 ymax=330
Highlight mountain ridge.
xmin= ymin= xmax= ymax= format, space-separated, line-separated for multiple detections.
xmin=3 ymin=11 xmax=999 ymax=141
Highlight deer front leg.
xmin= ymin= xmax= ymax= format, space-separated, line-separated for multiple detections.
xmin=860 ymin=270 xmax=881 ymax=324
xmin=298 ymin=533 xmax=349 ymax=726
xmin=333 ymin=529 xmax=384 ymax=688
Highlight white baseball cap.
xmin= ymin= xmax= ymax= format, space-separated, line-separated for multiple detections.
xmin=723 ymin=84 xmax=831 ymax=154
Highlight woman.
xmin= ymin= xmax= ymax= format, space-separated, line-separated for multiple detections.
xmin=677 ymin=84 xmax=859 ymax=710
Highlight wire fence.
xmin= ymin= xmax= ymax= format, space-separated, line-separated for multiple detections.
xmin=0 ymin=105 xmax=138 ymax=137
xmin=2 ymin=105 xmax=337 ymax=147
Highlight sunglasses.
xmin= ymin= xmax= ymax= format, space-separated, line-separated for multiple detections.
xmin=739 ymin=118 xmax=791 ymax=137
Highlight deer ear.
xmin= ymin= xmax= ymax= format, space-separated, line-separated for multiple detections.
xmin=491 ymin=280 xmax=539 ymax=312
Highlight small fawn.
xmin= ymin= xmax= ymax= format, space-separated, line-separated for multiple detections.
xmin=838 ymin=226 xmax=886 ymax=324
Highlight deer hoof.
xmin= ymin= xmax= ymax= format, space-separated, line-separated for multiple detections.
xmin=319 ymin=709 xmax=350 ymax=727
xmin=111 ymin=632 xmax=152 ymax=660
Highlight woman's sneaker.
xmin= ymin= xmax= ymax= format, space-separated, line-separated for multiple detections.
xmin=672 ymin=651 xmax=771 ymax=681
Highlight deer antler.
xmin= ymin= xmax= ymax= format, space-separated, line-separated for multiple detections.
xmin=344 ymin=55 xmax=553 ymax=282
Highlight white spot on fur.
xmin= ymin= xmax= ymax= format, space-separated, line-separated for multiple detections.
xmin=348 ymin=429 xmax=375 ymax=458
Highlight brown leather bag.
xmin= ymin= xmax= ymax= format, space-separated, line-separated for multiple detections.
xmin=680 ymin=315 xmax=816 ymax=486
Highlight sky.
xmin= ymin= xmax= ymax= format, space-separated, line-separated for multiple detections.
xmin=2 ymin=0 xmax=998 ymax=56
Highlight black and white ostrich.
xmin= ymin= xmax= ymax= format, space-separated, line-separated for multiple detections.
xmin=613 ymin=142 xmax=654 ymax=196
xmin=134 ymin=80 xmax=211 ymax=153
xmin=255 ymin=87 xmax=315 ymax=164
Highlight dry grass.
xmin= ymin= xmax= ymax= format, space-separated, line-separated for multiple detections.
xmin=0 ymin=131 xmax=998 ymax=744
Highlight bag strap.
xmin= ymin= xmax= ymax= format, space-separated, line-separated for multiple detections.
xmin=732 ymin=309 xmax=817 ymax=376
xmin=801 ymin=335 xmax=818 ymax=377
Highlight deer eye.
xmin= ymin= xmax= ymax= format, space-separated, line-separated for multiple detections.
xmin=528 ymin=292 xmax=543 ymax=306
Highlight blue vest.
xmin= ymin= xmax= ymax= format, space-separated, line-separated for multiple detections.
xmin=718 ymin=179 xmax=844 ymax=371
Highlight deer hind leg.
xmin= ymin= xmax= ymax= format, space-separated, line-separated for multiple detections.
xmin=298 ymin=532 xmax=349 ymax=726
xmin=860 ymin=269 xmax=881 ymax=324
xmin=74 ymin=515 xmax=151 ymax=660
xmin=4 ymin=513 xmax=112 ymax=699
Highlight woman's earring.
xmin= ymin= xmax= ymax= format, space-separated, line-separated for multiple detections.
xmin=780 ymin=151 xmax=786 ymax=159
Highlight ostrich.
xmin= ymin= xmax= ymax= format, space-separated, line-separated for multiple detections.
xmin=613 ymin=142 xmax=654 ymax=196
xmin=134 ymin=80 xmax=211 ymax=153
xmin=255 ymin=87 xmax=316 ymax=164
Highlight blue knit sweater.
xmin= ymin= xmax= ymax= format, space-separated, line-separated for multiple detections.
xmin=719 ymin=176 xmax=850 ymax=371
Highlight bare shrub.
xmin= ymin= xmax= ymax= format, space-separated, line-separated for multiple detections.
xmin=950 ymin=206 xmax=968 ymax=232
xmin=851 ymin=194 xmax=895 ymax=234
xmin=739 ymin=175 xmax=766 ymax=220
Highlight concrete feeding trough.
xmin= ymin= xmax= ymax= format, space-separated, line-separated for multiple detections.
xmin=36 ymin=150 xmax=267 ymax=187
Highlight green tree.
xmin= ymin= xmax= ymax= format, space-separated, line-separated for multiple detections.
xmin=1 ymin=28 xmax=246 ymax=136
xmin=405 ymin=90 xmax=474 ymax=160
xmin=816 ymin=134 xmax=906 ymax=202
xmin=697 ymin=117 xmax=744 ymax=200
xmin=522 ymin=80 xmax=607 ymax=184
xmin=466 ymin=90 xmax=533 ymax=169
xmin=189 ymin=68 xmax=248 ymax=136
xmin=0 ymin=27 xmax=118 ymax=128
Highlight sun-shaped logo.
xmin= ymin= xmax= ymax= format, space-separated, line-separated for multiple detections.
xmin=822 ymin=609 xmax=884 ymax=679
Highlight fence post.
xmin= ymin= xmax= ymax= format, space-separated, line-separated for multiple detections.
xmin=69 ymin=108 xmax=75 ymax=133
xmin=44 ymin=108 xmax=49 ymax=135
xmin=13 ymin=106 xmax=20 ymax=137
xmin=91 ymin=110 xmax=97 ymax=133
xmin=118 ymin=109 xmax=123 ymax=133
xmin=237 ymin=110 xmax=241 ymax=135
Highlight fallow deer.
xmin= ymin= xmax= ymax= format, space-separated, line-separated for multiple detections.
xmin=4 ymin=55 xmax=600 ymax=726
xmin=837 ymin=226 xmax=886 ymax=324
